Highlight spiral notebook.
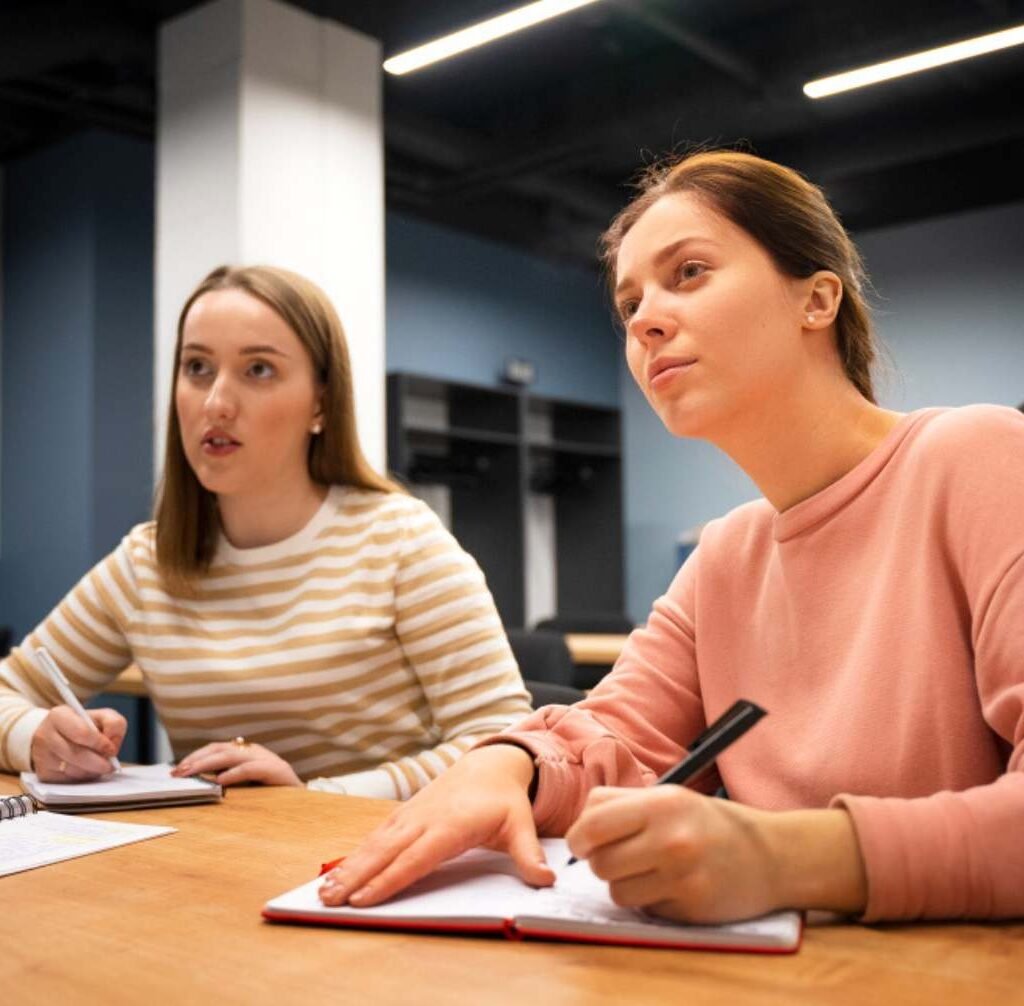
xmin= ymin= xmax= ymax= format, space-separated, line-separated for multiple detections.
xmin=19 ymin=763 xmax=222 ymax=813
xmin=0 ymin=793 xmax=175 ymax=877
xmin=263 ymin=838 xmax=803 ymax=954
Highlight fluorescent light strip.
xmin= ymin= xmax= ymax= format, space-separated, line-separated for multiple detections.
xmin=383 ymin=0 xmax=604 ymax=76
xmin=804 ymin=22 xmax=1024 ymax=98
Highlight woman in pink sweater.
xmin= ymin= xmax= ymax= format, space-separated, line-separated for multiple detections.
xmin=320 ymin=151 xmax=1024 ymax=923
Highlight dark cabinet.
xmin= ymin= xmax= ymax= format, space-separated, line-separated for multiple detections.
xmin=387 ymin=373 xmax=623 ymax=628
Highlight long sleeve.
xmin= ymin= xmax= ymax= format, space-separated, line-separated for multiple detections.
xmin=0 ymin=544 xmax=137 ymax=771
xmin=481 ymin=555 xmax=708 ymax=834
xmin=309 ymin=499 xmax=532 ymax=799
xmin=833 ymin=549 xmax=1024 ymax=922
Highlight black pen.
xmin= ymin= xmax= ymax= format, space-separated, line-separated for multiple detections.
xmin=565 ymin=699 xmax=767 ymax=865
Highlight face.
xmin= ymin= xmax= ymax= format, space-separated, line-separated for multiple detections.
xmin=616 ymin=192 xmax=810 ymax=441
xmin=175 ymin=288 xmax=323 ymax=499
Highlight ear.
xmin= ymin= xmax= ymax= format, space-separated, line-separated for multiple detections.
xmin=309 ymin=388 xmax=326 ymax=434
xmin=800 ymin=271 xmax=843 ymax=330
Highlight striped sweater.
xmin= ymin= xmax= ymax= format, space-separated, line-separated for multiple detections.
xmin=0 ymin=486 xmax=532 ymax=799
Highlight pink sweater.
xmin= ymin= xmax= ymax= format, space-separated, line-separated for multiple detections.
xmin=495 ymin=406 xmax=1024 ymax=922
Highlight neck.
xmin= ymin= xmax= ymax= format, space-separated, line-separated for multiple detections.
xmin=217 ymin=472 xmax=328 ymax=549
xmin=711 ymin=372 xmax=903 ymax=513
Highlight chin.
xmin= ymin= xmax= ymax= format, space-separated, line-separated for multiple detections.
xmin=656 ymin=401 xmax=717 ymax=441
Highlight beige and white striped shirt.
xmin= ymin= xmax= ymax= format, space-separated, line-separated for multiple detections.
xmin=0 ymin=487 xmax=531 ymax=799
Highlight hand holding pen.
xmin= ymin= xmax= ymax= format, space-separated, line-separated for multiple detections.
xmin=29 ymin=646 xmax=126 ymax=781
xmin=566 ymin=700 xmax=766 ymax=865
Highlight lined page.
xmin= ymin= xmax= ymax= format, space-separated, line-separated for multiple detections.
xmin=0 ymin=812 xmax=174 ymax=877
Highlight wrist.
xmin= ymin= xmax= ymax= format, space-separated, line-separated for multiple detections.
xmin=471 ymin=742 xmax=536 ymax=792
xmin=764 ymin=808 xmax=868 ymax=914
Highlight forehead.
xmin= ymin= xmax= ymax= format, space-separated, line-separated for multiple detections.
xmin=183 ymin=288 xmax=298 ymax=348
xmin=615 ymin=192 xmax=747 ymax=284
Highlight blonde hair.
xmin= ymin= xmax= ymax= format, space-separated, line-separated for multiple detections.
xmin=154 ymin=265 xmax=402 ymax=591
xmin=601 ymin=150 xmax=878 ymax=403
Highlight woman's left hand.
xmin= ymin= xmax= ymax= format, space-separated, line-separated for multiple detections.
xmin=171 ymin=740 xmax=302 ymax=787
xmin=566 ymin=785 xmax=792 ymax=924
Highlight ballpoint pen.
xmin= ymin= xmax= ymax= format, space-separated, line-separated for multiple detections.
xmin=35 ymin=646 xmax=122 ymax=774
xmin=566 ymin=699 xmax=766 ymax=865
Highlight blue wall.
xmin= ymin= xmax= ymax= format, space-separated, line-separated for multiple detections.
xmin=620 ymin=198 xmax=1024 ymax=621
xmin=5 ymin=131 xmax=1023 ymax=647
xmin=386 ymin=212 xmax=620 ymax=406
xmin=0 ymin=132 xmax=153 ymax=639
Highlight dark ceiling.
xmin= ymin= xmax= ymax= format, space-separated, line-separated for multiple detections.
xmin=2 ymin=0 xmax=1024 ymax=267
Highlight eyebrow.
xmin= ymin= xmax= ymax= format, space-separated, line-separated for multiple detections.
xmin=614 ymin=236 xmax=717 ymax=296
xmin=181 ymin=342 xmax=291 ymax=358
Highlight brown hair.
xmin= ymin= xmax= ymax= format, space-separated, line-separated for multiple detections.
xmin=154 ymin=265 xmax=402 ymax=591
xmin=600 ymin=150 xmax=878 ymax=403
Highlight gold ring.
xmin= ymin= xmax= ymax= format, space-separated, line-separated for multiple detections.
xmin=58 ymin=760 xmax=68 ymax=773
xmin=231 ymin=736 xmax=249 ymax=747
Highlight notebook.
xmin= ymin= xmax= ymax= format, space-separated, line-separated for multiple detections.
xmin=20 ymin=763 xmax=222 ymax=812
xmin=263 ymin=838 xmax=803 ymax=954
xmin=0 ymin=793 xmax=175 ymax=877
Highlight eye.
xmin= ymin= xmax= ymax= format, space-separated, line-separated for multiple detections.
xmin=676 ymin=260 xmax=708 ymax=284
xmin=247 ymin=359 xmax=276 ymax=380
xmin=181 ymin=356 xmax=212 ymax=378
xmin=616 ymin=299 xmax=639 ymax=324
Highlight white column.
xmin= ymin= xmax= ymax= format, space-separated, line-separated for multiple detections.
xmin=155 ymin=0 xmax=385 ymax=472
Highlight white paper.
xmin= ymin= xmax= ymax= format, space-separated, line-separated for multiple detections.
xmin=265 ymin=838 xmax=802 ymax=950
xmin=0 ymin=811 xmax=174 ymax=877
xmin=20 ymin=763 xmax=219 ymax=804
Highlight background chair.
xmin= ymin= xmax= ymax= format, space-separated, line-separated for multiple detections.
xmin=506 ymin=628 xmax=575 ymax=687
xmin=506 ymin=628 xmax=585 ymax=709
xmin=534 ymin=611 xmax=635 ymax=635
xmin=524 ymin=679 xmax=585 ymax=709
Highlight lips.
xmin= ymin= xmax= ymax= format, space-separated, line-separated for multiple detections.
xmin=201 ymin=428 xmax=242 ymax=451
xmin=648 ymin=355 xmax=698 ymax=386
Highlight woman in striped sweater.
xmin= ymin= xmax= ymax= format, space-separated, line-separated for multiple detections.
xmin=0 ymin=266 xmax=531 ymax=798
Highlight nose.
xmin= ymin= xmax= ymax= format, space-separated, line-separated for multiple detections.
xmin=203 ymin=372 xmax=238 ymax=421
xmin=627 ymin=291 xmax=679 ymax=346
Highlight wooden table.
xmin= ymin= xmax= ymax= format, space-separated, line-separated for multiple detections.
xmin=3 ymin=776 xmax=1021 ymax=1005
xmin=564 ymin=633 xmax=629 ymax=666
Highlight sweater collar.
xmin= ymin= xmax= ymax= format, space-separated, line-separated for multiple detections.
xmin=772 ymin=409 xmax=936 ymax=542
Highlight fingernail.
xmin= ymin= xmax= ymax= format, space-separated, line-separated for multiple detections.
xmin=349 ymin=886 xmax=371 ymax=904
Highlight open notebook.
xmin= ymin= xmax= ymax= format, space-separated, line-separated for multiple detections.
xmin=0 ymin=794 xmax=174 ymax=877
xmin=263 ymin=838 xmax=802 ymax=954
xmin=20 ymin=763 xmax=222 ymax=812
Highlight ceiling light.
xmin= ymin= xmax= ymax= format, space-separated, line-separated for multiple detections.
xmin=804 ymin=22 xmax=1024 ymax=98
xmin=383 ymin=0 xmax=605 ymax=76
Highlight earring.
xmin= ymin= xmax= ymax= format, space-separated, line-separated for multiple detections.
xmin=806 ymin=314 xmax=815 ymax=323
xmin=311 ymin=422 xmax=323 ymax=435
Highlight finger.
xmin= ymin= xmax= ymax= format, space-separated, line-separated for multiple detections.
xmin=216 ymin=761 xmax=270 ymax=786
xmin=43 ymin=732 xmax=118 ymax=780
xmin=584 ymin=786 xmax=634 ymax=808
xmin=89 ymin=709 xmax=128 ymax=751
xmin=175 ymin=748 xmax=245 ymax=776
xmin=172 ymin=742 xmax=228 ymax=774
xmin=586 ymin=831 xmax=663 ymax=884
xmin=504 ymin=803 xmax=555 ymax=888
xmin=344 ymin=829 xmax=478 ymax=908
xmin=320 ymin=819 xmax=426 ymax=905
xmin=607 ymin=869 xmax=665 ymax=910
xmin=566 ymin=792 xmax=648 ymax=861
xmin=52 ymin=706 xmax=116 ymax=755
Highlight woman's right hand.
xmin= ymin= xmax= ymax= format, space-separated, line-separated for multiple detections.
xmin=30 ymin=705 xmax=126 ymax=782
xmin=319 ymin=743 xmax=554 ymax=907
